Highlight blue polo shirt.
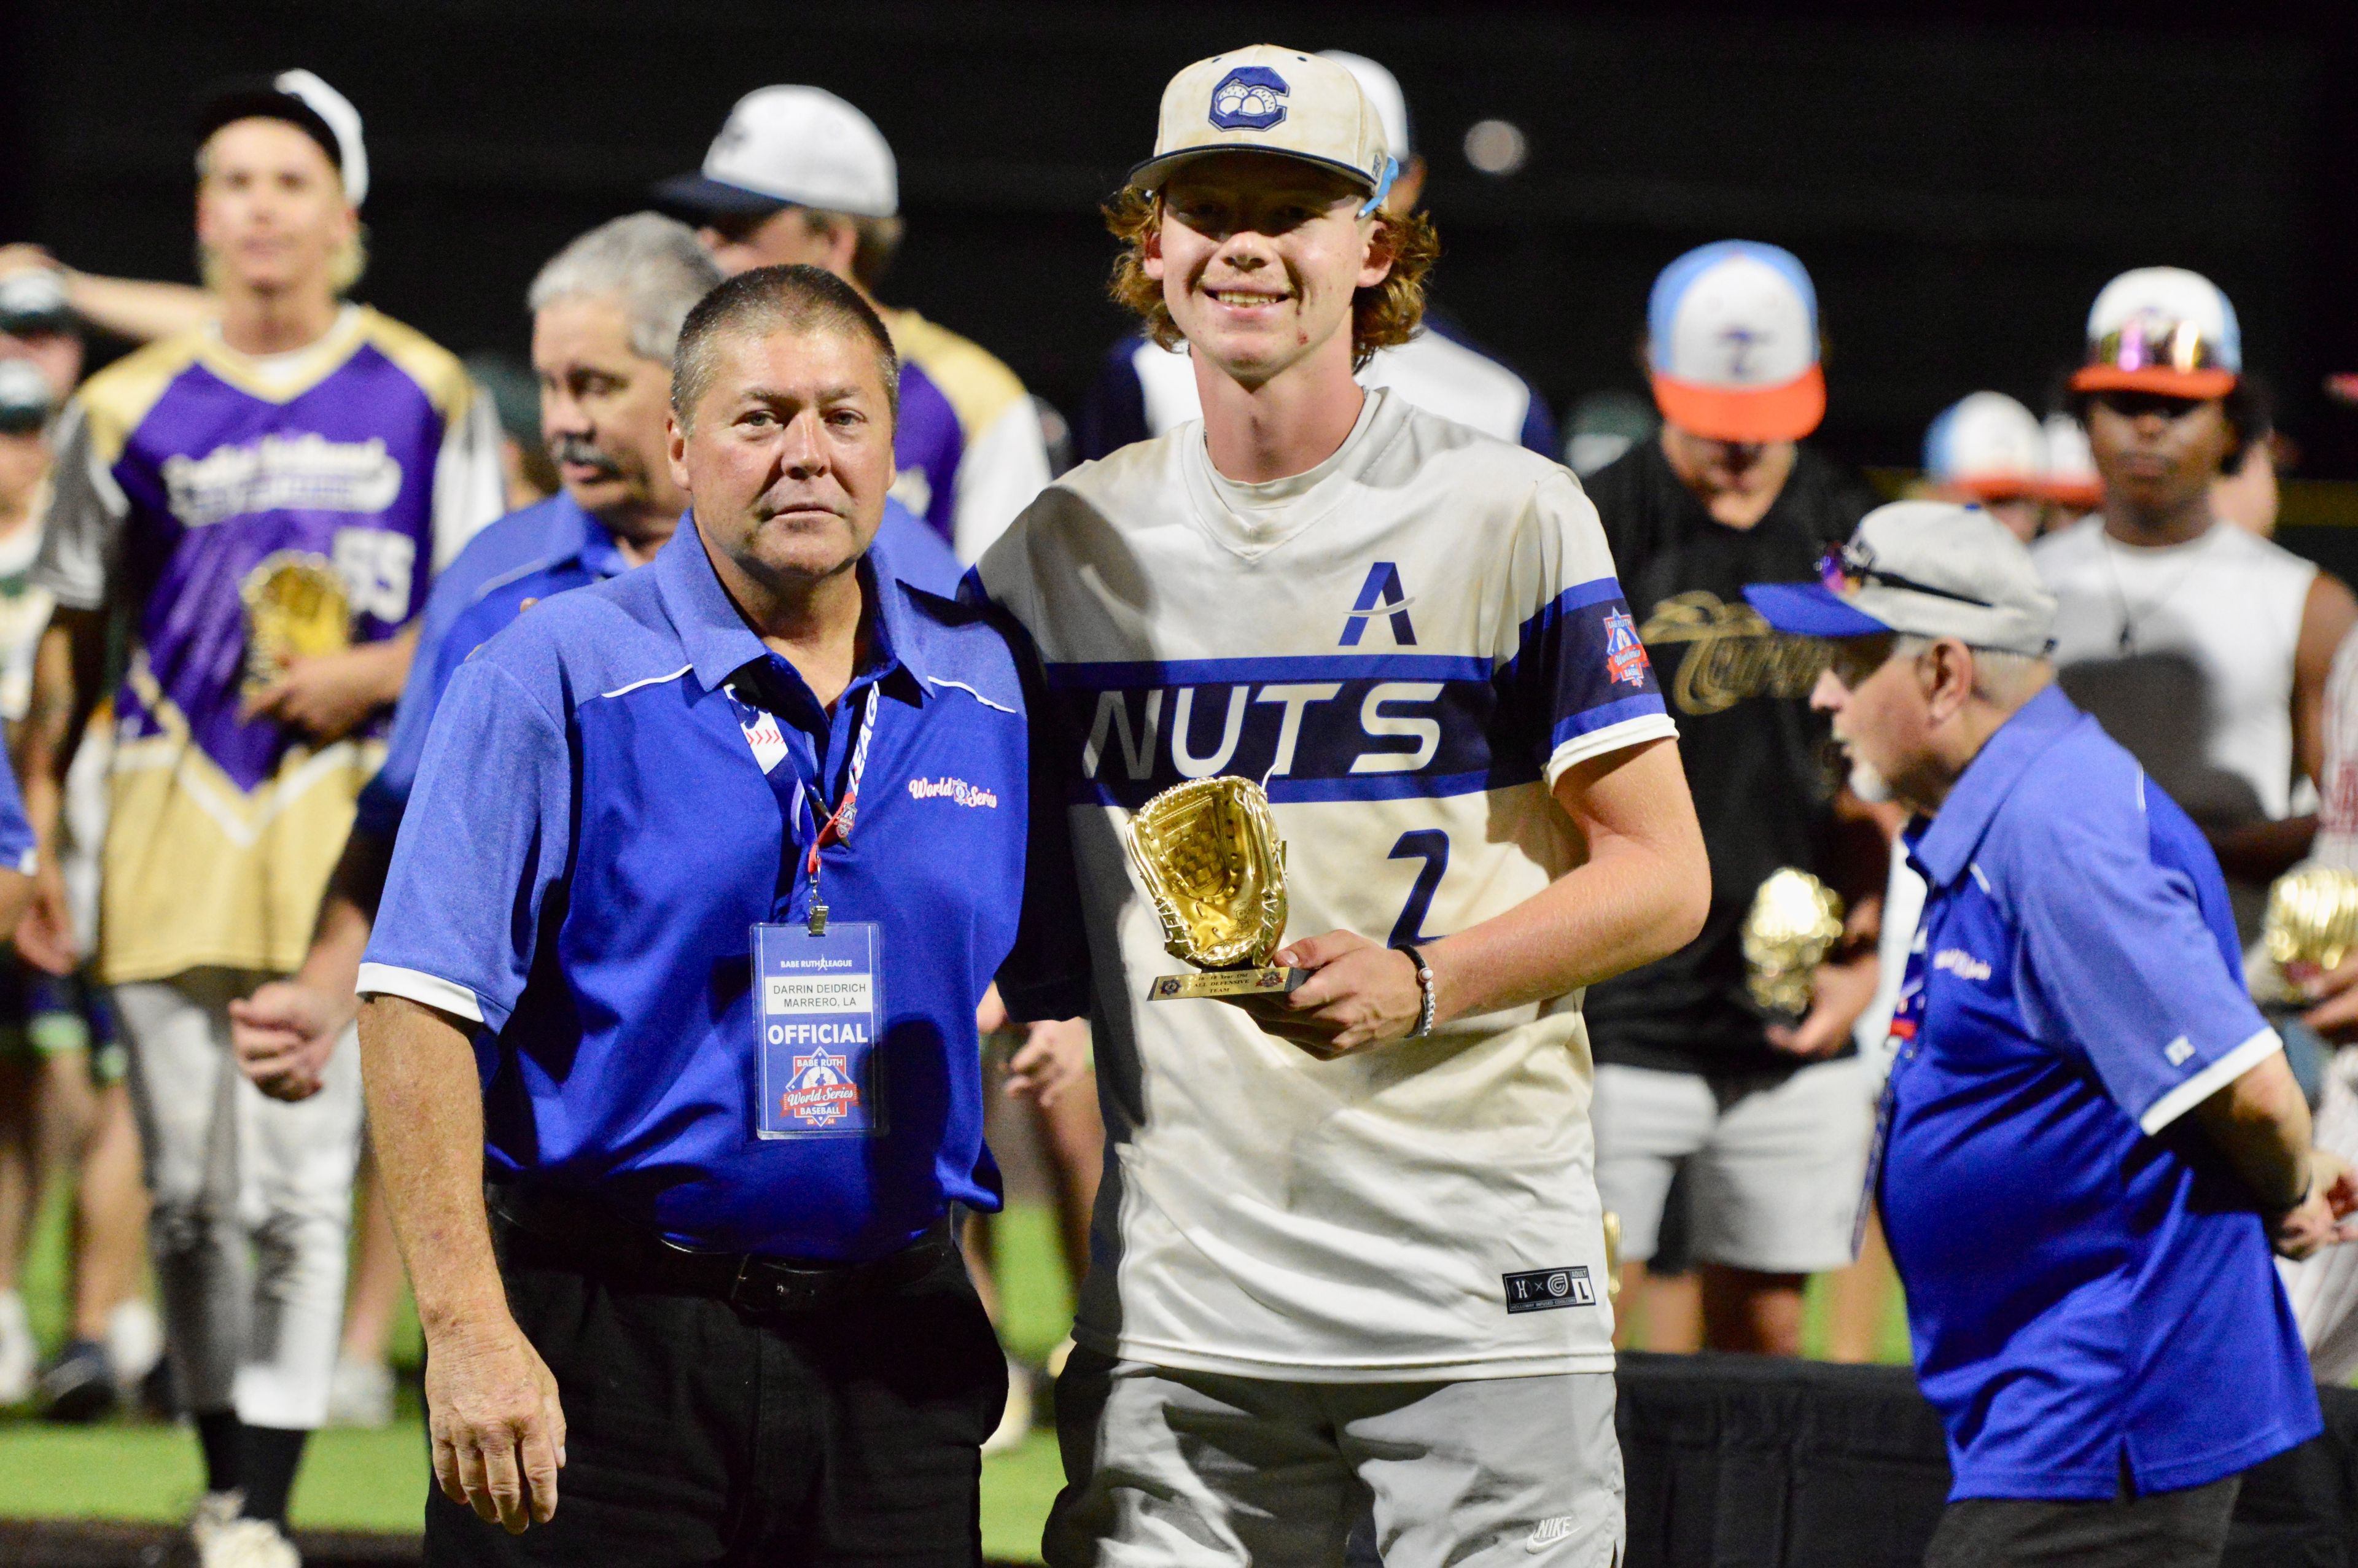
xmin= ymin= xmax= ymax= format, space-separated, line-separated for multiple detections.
xmin=357 ymin=521 xmax=1083 ymax=1260
xmin=1881 ymin=685 xmax=2318 ymax=1501
xmin=354 ymin=492 xmax=959 ymax=840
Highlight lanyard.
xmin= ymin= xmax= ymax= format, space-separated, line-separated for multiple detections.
xmin=802 ymin=685 xmax=879 ymax=936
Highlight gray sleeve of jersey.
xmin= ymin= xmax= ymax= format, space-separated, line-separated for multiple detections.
xmin=32 ymin=402 xmax=128 ymax=611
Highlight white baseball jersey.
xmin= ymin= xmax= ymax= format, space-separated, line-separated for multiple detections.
xmin=2035 ymin=517 xmax=2314 ymax=820
xmin=975 ymin=389 xmax=1676 ymax=1381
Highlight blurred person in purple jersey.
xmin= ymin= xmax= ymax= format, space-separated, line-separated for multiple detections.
xmin=655 ymin=87 xmax=1052 ymax=564
xmin=23 ymin=71 xmax=502 ymax=1566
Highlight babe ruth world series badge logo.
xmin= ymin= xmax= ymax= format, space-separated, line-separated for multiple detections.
xmin=1209 ymin=66 xmax=1289 ymax=130
xmin=1602 ymin=608 xmax=1650 ymax=688
xmin=780 ymin=1045 xmax=862 ymax=1128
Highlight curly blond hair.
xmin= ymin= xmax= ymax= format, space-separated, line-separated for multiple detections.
xmin=1103 ymin=185 xmax=1439 ymax=372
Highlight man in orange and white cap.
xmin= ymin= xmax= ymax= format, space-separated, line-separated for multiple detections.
xmin=1581 ymin=241 xmax=1887 ymax=1357
xmin=1924 ymin=391 xmax=2048 ymax=543
xmin=2034 ymin=266 xmax=2353 ymax=928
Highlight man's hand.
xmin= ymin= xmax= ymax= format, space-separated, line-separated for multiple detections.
xmin=229 ymin=980 xmax=356 ymax=1101
xmin=12 ymin=859 xmax=77 ymax=976
xmin=2272 ymin=1149 xmax=2358 ymax=1260
xmin=1005 ymin=1018 xmax=1092 ymax=1108
xmin=2303 ymin=953 xmax=2358 ymax=1042
xmin=975 ymin=982 xmax=1011 ymax=1038
xmin=1221 ymin=930 xmax=1424 ymax=1060
xmin=0 ymin=244 xmax=60 ymax=282
xmin=1765 ymin=952 xmax=1880 ymax=1060
xmin=424 ymin=1314 xmax=566 ymax=1533
xmin=241 ymin=646 xmax=400 ymax=742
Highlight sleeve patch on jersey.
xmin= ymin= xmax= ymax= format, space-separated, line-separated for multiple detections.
xmin=1495 ymin=580 xmax=1668 ymax=773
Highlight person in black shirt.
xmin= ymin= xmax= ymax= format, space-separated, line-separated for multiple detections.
xmin=1584 ymin=243 xmax=1886 ymax=1354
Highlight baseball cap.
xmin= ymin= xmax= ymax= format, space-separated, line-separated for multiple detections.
xmin=1924 ymin=392 xmax=2043 ymax=502
xmin=1743 ymin=500 xmax=2057 ymax=658
xmin=2039 ymin=412 xmax=2102 ymax=510
xmin=0 ymin=270 xmax=73 ymax=338
xmin=2069 ymin=266 xmax=2240 ymax=400
xmin=654 ymin=87 xmax=898 ymax=221
xmin=1130 ymin=45 xmax=1397 ymax=210
xmin=1647 ymin=241 xmax=1824 ymax=444
xmin=1318 ymin=52 xmax=1411 ymax=161
xmin=195 ymin=70 xmax=368 ymax=206
xmin=0 ymin=360 xmax=53 ymax=435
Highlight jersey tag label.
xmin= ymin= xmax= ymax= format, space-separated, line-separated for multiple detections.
xmin=1503 ymin=1266 xmax=1596 ymax=1314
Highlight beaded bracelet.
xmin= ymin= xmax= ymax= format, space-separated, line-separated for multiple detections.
xmin=1395 ymin=942 xmax=1438 ymax=1039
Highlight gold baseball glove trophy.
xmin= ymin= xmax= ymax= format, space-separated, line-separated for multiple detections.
xmin=240 ymin=551 xmax=352 ymax=697
xmin=1127 ymin=775 xmax=1304 ymax=1001
xmin=1741 ymin=867 xmax=1846 ymax=1020
xmin=2263 ymin=864 xmax=2358 ymax=987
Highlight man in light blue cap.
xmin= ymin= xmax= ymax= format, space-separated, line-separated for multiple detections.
xmin=1749 ymin=498 xmax=2349 ymax=1568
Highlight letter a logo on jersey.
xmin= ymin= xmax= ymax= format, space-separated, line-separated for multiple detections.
xmin=1603 ymin=608 xmax=1650 ymax=687
xmin=1341 ymin=562 xmax=1417 ymax=647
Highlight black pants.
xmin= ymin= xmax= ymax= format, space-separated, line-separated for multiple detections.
xmin=424 ymin=1227 xmax=1006 ymax=1567
xmin=1923 ymin=1473 xmax=2242 ymax=1568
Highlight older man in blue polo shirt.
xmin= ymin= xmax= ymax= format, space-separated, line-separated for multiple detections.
xmin=1747 ymin=500 xmax=2356 ymax=1568
xmin=354 ymin=264 xmax=1079 ymax=1566
xmin=230 ymin=213 xmax=955 ymax=1107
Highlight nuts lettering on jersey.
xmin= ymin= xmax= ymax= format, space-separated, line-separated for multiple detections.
xmin=1082 ymin=680 xmax=1453 ymax=788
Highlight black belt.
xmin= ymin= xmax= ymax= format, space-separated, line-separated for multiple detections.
xmin=489 ymin=1184 xmax=957 ymax=1317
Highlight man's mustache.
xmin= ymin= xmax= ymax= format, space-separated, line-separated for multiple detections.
xmin=548 ymin=433 xmax=621 ymax=476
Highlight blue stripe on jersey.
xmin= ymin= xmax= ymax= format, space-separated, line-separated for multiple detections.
xmin=1048 ymin=654 xmax=1490 ymax=689
xmin=1553 ymin=694 xmax=1671 ymax=749
xmin=1047 ymin=578 xmax=1667 ymax=809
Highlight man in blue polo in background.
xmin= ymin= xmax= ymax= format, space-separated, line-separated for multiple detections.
xmin=228 ymin=212 xmax=954 ymax=1101
xmin=1747 ymin=499 xmax=2353 ymax=1568
xmin=354 ymin=263 xmax=1078 ymax=1564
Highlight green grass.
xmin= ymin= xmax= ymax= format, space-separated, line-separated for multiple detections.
xmin=0 ymin=1193 xmax=1909 ymax=1563
xmin=0 ymin=1194 xmax=1078 ymax=1555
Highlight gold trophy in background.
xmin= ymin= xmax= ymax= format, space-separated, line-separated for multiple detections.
xmin=1742 ymin=868 xmax=1846 ymax=1020
xmin=1128 ymin=775 xmax=1304 ymax=1001
xmin=239 ymin=550 xmax=352 ymax=697
xmin=2262 ymin=865 xmax=2358 ymax=991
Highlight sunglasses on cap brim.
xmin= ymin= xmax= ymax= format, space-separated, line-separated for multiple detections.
xmin=1816 ymin=542 xmax=1997 ymax=611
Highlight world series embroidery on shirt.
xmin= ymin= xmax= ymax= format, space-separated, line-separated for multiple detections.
xmin=908 ymin=776 xmax=1000 ymax=808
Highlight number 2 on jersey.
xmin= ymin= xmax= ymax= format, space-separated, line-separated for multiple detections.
xmin=1387 ymin=829 xmax=1448 ymax=945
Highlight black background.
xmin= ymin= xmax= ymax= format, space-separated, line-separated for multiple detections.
xmin=6 ymin=0 xmax=2357 ymax=478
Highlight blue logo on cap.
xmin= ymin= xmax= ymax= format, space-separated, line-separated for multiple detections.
xmin=1210 ymin=67 xmax=1289 ymax=131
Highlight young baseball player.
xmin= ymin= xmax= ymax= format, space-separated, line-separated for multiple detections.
xmin=973 ymin=45 xmax=1708 ymax=1566
xmin=27 ymin=72 xmax=501 ymax=1566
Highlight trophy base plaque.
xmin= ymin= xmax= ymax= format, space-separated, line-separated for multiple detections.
xmin=1147 ymin=968 xmax=1309 ymax=1001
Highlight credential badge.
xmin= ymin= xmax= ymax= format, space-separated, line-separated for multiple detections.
xmin=1210 ymin=67 xmax=1289 ymax=131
